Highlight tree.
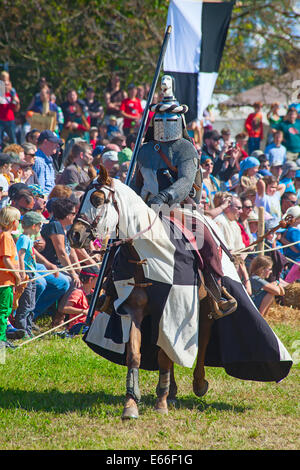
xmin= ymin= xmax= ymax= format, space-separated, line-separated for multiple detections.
xmin=0 ymin=0 xmax=299 ymax=109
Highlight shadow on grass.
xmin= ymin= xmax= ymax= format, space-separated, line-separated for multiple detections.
xmin=0 ymin=388 xmax=250 ymax=415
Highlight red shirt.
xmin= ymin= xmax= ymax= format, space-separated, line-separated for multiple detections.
xmin=65 ymin=287 xmax=89 ymax=329
xmin=0 ymin=92 xmax=19 ymax=121
xmin=245 ymin=112 xmax=263 ymax=139
xmin=120 ymin=98 xmax=143 ymax=129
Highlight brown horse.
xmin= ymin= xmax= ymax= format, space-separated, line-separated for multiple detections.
xmin=68 ymin=168 xmax=217 ymax=418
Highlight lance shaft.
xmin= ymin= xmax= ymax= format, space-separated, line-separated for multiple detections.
xmin=85 ymin=25 xmax=172 ymax=326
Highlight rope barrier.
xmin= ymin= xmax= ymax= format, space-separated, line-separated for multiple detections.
xmin=233 ymin=239 xmax=300 ymax=256
xmin=17 ymin=313 xmax=85 ymax=348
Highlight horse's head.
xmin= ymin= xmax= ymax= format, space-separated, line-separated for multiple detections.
xmin=68 ymin=166 xmax=119 ymax=249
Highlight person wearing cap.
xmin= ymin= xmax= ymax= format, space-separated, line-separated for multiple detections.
xmin=270 ymin=160 xmax=284 ymax=182
xmin=244 ymin=102 xmax=264 ymax=155
xmin=280 ymin=160 xmax=299 ymax=193
xmin=60 ymin=265 xmax=99 ymax=337
xmin=281 ymin=206 xmax=300 ymax=283
xmin=32 ymin=130 xmax=62 ymax=196
xmin=276 ymin=107 xmax=300 ymax=161
xmin=120 ymin=84 xmax=143 ymax=137
xmin=14 ymin=211 xmax=44 ymax=337
xmin=201 ymin=129 xmax=238 ymax=182
xmin=100 ymin=149 xmax=120 ymax=177
xmin=265 ymin=130 xmax=287 ymax=167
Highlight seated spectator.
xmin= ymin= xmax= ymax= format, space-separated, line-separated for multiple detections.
xmin=280 ymin=161 xmax=299 ymax=193
xmin=238 ymin=197 xmax=254 ymax=246
xmin=56 ymin=141 xmax=93 ymax=187
xmin=219 ymin=127 xmax=233 ymax=150
xmin=214 ymin=195 xmax=250 ymax=293
xmin=15 ymin=211 xmax=44 ymax=338
xmin=235 ymin=132 xmax=248 ymax=160
xmin=100 ymin=149 xmax=120 ymax=177
xmin=249 ymin=255 xmax=285 ymax=316
xmin=25 ymin=128 xmax=40 ymax=146
xmin=238 ymin=156 xmax=260 ymax=192
xmin=256 ymin=175 xmax=286 ymax=223
xmin=247 ymin=210 xmax=259 ymax=242
xmin=281 ymin=205 xmax=300 ymax=283
xmin=281 ymin=191 xmax=298 ymax=215
xmin=118 ymin=147 xmax=132 ymax=165
xmin=22 ymin=142 xmax=37 ymax=166
xmin=296 ymin=169 xmax=300 ymax=203
xmin=89 ymin=127 xmax=99 ymax=149
xmin=0 ymin=152 xmax=13 ymax=209
xmin=264 ymin=218 xmax=289 ymax=283
xmin=270 ymin=161 xmax=283 ymax=182
xmin=107 ymin=116 xmax=120 ymax=138
xmin=39 ymin=198 xmax=81 ymax=326
xmin=61 ymin=265 xmax=99 ymax=337
xmin=201 ymin=154 xmax=220 ymax=205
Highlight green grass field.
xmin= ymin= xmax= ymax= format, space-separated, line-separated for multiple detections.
xmin=0 ymin=318 xmax=299 ymax=451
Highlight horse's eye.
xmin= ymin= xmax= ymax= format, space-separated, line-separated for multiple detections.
xmin=90 ymin=191 xmax=106 ymax=208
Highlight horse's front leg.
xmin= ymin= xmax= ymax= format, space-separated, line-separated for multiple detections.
xmin=155 ymin=349 xmax=173 ymax=415
xmin=193 ymin=296 xmax=214 ymax=397
xmin=121 ymin=287 xmax=147 ymax=420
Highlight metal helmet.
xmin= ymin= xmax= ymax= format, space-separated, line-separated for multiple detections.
xmin=150 ymin=75 xmax=188 ymax=142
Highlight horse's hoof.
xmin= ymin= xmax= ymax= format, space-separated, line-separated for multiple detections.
xmin=155 ymin=407 xmax=168 ymax=415
xmin=193 ymin=379 xmax=209 ymax=397
xmin=121 ymin=406 xmax=139 ymax=420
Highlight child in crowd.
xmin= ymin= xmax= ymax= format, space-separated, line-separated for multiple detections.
xmin=0 ymin=153 xmax=12 ymax=209
xmin=249 ymin=255 xmax=285 ymax=316
xmin=61 ymin=265 xmax=99 ymax=337
xmin=14 ymin=211 xmax=44 ymax=338
xmin=0 ymin=206 xmax=21 ymax=348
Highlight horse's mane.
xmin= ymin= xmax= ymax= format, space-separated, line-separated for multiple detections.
xmin=97 ymin=165 xmax=112 ymax=187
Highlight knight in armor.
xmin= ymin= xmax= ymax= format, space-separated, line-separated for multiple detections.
xmin=130 ymin=75 xmax=237 ymax=318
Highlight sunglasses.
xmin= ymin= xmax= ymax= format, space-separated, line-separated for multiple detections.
xmin=287 ymin=200 xmax=297 ymax=205
xmin=243 ymin=205 xmax=253 ymax=209
xmin=25 ymin=153 xmax=35 ymax=157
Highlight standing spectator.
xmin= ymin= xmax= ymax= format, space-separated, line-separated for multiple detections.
xmin=63 ymin=101 xmax=90 ymax=143
xmin=83 ymin=87 xmax=103 ymax=127
xmin=245 ymin=102 xmax=264 ymax=155
xmin=201 ymin=155 xmax=220 ymax=205
xmin=0 ymin=73 xmax=20 ymax=150
xmin=277 ymin=107 xmax=300 ymax=161
xmin=120 ymin=84 xmax=143 ymax=137
xmin=50 ymin=93 xmax=64 ymax=133
xmin=249 ymin=255 xmax=284 ymax=316
xmin=238 ymin=156 xmax=260 ymax=192
xmin=270 ymin=161 xmax=284 ymax=182
xmin=15 ymin=212 xmax=44 ymax=337
xmin=266 ymin=102 xmax=282 ymax=145
xmin=32 ymin=130 xmax=62 ymax=196
xmin=22 ymin=142 xmax=37 ymax=166
xmin=104 ymin=73 xmax=126 ymax=125
xmin=57 ymin=141 xmax=93 ymax=187
xmin=0 ymin=206 xmax=21 ymax=349
xmin=265 ymin=130 xmax=287 ymax=167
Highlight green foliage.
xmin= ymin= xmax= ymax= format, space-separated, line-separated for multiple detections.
xmin=0 ymin=0 xmax=299 ymax=107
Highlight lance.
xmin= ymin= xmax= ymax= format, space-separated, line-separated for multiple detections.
xmin=84 ymin=25 xmax=172 ymax=326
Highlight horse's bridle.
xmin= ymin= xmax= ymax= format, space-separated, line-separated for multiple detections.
xmin=71 ymin=179 xmax=120 ymax=246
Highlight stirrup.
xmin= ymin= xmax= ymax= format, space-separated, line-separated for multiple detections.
xmin=208 ymin=287 xmax=237 ymax=320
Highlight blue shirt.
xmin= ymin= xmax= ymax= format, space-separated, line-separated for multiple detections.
xmin=265 ymin=143 xmax=286 ymax=166
xmin=283 ymin=227 xmax=300 ymax=263
xmin=16 ymin=234 xmax=36 ymax=272
xmin=32 ymin=149 xmax=56 ymax=195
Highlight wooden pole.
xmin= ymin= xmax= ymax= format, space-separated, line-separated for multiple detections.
xmin=257 ymin=207 xmax=265 ymax=255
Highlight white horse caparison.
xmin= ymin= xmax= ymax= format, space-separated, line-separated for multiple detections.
xmin=68 ymin=167 xmax=219 ymax=419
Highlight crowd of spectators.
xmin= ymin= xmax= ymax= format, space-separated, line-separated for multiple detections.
xmin=0 ymin=70 xmax=299 ymax=349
